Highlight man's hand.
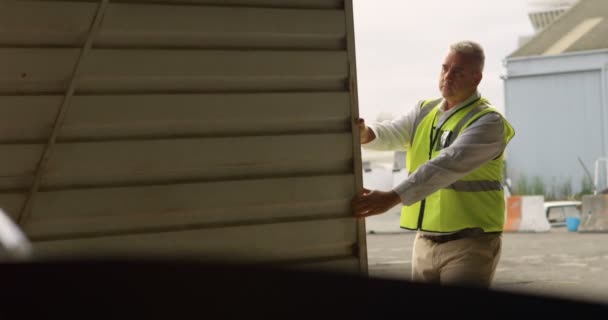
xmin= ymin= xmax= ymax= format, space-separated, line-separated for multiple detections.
xmin=356 ymin=118 xmax=376 ymax=144
xmin=351 ymin=188 xmax=402 ymax=218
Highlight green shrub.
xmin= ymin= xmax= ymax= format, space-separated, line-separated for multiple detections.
xmin=575 ymin=176 xmax=594 ymax=200
xmin=532 ymin=176 xmax=546 ymax=196
xmin=559 ymin=179 xmax=573 ymax=200
xmin=515 ymin=175 xmax=530 ymax=195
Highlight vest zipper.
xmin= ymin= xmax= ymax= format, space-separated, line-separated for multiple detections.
xmin=417 ymin=199 xmax=426 ymax=230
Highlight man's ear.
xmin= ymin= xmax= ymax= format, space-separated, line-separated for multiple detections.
xmin=474 ymin=71 xmax=483 ymax=86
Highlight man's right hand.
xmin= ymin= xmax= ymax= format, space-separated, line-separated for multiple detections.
xmin=357 ymin=118 xmax=376 ymax=144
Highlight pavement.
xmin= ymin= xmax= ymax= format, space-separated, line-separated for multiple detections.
xmin=366 ymin=227 xmax=608 ymax=305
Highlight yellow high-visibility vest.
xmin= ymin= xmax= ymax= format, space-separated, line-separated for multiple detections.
xmin=400 ymin=97 xmax=515 ymax=233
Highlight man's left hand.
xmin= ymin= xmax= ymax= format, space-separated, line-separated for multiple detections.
xmin=351 ymin=188 xmax=402 ymax=218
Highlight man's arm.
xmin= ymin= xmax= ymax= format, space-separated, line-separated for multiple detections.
xmin=393 ymin=112 xmax=506 ymax=205
xmin=357 ymin=101 xmax=422 ymax=150
xmin=352 ymin=102 xmax=422 ymax=218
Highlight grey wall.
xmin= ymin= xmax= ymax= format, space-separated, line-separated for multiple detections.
xmin=505 ymin=57 xmax=607 ymax=196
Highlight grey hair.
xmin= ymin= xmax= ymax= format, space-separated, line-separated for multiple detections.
xmin=450 ymin=40 xmax=485 ymax=71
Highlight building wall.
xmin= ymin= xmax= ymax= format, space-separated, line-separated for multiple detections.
xmin=504 ymin=51 xmax=608 ymax=196
xmin=0 ymin=0 xmax=366 ymax=273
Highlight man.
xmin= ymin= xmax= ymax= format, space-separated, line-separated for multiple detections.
xmin=352 ymin=40 xmax=515 ymax=288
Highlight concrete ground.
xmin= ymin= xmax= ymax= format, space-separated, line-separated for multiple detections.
xmin=366 ymin=227 xmax=608 ymax=305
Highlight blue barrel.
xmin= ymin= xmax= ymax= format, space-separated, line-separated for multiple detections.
xmin=566 ymin=217 xmax=581 ymax=232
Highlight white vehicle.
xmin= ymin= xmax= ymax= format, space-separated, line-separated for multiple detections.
xmin=544 ymin=201 xmax=582 ymax=227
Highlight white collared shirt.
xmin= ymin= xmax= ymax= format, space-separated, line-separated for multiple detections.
xmin=365 ymin=91 xmax=507 ymax=207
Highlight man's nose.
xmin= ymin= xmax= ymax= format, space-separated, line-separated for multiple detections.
xmin=444 ymin=69 xmax=454 ymax=81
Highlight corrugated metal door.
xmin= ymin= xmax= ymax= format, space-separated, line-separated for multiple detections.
xmin=0 ymin=0 xmax=366 ymax=274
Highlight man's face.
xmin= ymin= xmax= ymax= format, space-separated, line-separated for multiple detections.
xmin=438 ymin=50 xmax=482 ymax=102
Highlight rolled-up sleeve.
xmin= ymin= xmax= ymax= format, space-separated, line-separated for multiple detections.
xmin=393 ymin=112 xmax=507 ymax=206
xmin=363 ymin=103 xmax=420 ymax=151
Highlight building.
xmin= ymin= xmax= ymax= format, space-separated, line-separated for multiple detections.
xmin=519 ymin=0 xmax=578 ymax=46
xmin=529 ymin=0 xmax=578 ymax=30
xmin=503 ymin=0 xmax=608 ymax=198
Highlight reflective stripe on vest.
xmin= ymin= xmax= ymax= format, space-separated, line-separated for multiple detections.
xmin=444 ymin=103 xmax=488 ymax=145
xmin=400 ymin=97 xmax=515 ymax=233
xmin=410 ymin=98 xmax=442 ymax=144
xmin=446 ymin=180 xmax=503 ymax=192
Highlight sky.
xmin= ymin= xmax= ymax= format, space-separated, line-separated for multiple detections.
xmin=352 ymin=0 xmax=536 ymax=121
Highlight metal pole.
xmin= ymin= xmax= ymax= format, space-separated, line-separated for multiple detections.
xmin=595 ymin=160 xmax=600 ymax=195
xmin=594 ymin=158 xmax=608 ymax=195
xmin=602 ymin=61 xmax=608 ymax=159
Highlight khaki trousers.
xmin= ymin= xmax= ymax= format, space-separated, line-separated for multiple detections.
xmin=411 ymin=232 xmax=502 ymax=288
